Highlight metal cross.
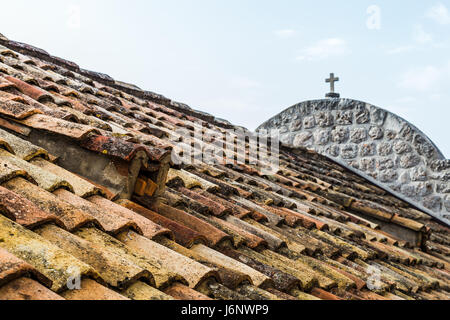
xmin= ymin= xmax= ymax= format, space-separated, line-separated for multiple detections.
xmin=325 ymin=73 xmax=339 ymax=93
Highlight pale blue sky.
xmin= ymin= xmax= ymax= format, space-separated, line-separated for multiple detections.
xmin=1 ymin=0 xmax=449 ymax=157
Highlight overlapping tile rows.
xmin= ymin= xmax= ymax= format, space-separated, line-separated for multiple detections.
xmin=0 ymin=33 xmax=449 ymax=300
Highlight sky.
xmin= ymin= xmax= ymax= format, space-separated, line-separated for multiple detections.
xmin=0 ymin=0 xmax=449 ymax=157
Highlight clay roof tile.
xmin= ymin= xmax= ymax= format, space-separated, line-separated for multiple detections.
xmin=3 ymin=177 xmax=96 ymax=231
xmin=89 ymin=195 xmax=172 ymax=240
xmin=17 ymin=114 xmax=101 ymax=140
xmin=0 ymin=149 xmax=73 ymax=192
xmin=0 ymin=100 xmax=42 ymax=119
xmin=35 ymin=224 xmax=154 ymax=290
xmin=0 ymin=128 xmax=48 ymax=160
xmin=155 ymin=203 xmax=231 ymax=247
xmin=54 ymin=189 xmax=140 ymax=235
xmin=0 ymin=215 xmax=98 ymax=292
xmin=60 ymin=279 xmax=129 ymax=300
xmin=0 ymin=277 xmax=64 ymax=300
xmin=117 ymin=230 xmax=219 ymax=289
xmin=31 ymin=157 xmax=101 ymax=198
xmin=115 ymin=199 xmax=207 ymax=247
xmin=0 ymin=186 xmax=63 ymax=229
xmin=80 ymin=134 xmax=170 ymax=162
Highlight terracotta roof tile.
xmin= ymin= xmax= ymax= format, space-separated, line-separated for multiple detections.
xmin=0 ymin=215 xmax=97 ymax=292
xmin=0 ymin=116 xmax=32 ymax=137
xmin=60 ymin=279 xmax=129 ymax=300
xmin=163 ymin=283 xmax=212 ymax=300
xmin=310 ymin=288 xmax=342 ymax=300
xmin=175 ymin=187 xmax=231 ymax=217
xmin=169 ymin=169 xmax=220 ymax=192
xmin=155 ymin=203 xmax=232 ymax=247
xmin=74 ymin=227 xmax=186 ymax=289
xmin=0 ymin=127 xmax=48 ymax=160
xmin=297 ymin=254 xmax=356 ymax=290
xmin=89 ymin=195 xmax=172 ymax=239
xmin=191 ymin=244 xmax=272 ymax=288
xmin=225 ymin=216 xmax=285 ymax=251
xmin=4 ymin=75 xmax=52 ymax=102
xmin=220 ymin=247 xmax=300 ymax=293
xmin=35 ymin=224 xmax=153 ymax=290
xmin=264 ymin=248 xmax=337 ymax=290
xmin=236 ymin=284 xmax=281 ymax=300
xmin=206 ymin=215 xmax=267 ymax=249
xmin=120 ymin=281 xmax=174 ymax=300
xmin=3 ymin=178 xmax=96 ymax=231
xmin=0 ymin=100 xmax=41 ymax=120
xmin=116 ymin=199 xmax=206 ymax=247
xmin=229 ymin=196 xmax=283 ymax=226
xmin=0 ymin=247 xmax=50 ymax=288
xmin=54 ymin=189 xmax=139 ymax=235
xmin=0 ymin=37 xmax=449 ymax=301
xmin=31 ymin=158 xmax=101 ymax=198
xmin=0 ymin=277 xmax=64 ymax=300
xmin=0 ymin=186 xmax=62 ymax=229
xmin=199 ymin=191 xmax=252 ymax=219
xmin=117 ymin=230 xmax=219 ymax=289
xmin=80 ymin=134 xmax=170 ymax=162
xmin=17 ymin=114 xmax=100 ymax=140
xmin=0 ymin=149 xmax=72 ymax=192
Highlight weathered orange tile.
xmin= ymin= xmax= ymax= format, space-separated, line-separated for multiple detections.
xmin=18 ymin=114 xmax=100 ymax=140
xmin=176 ymin=186 xmax=231 ymax=217
xmin=155 ymin=203 xmax=231 ymax=247
xmin=89 ymin=195 xmax=172 ymax=239
xmin=61 ymin=279 xmax=129 ymax=300
xmin=0 ymin=186 xmax=63 ymax=229
xmin=116 ymin=199 xmax=207 ymax=247
xmin=0 ymin=247 xmax=50 ymax=288
xmin=0 ymin=277 xmax=64 ymax=300
xmin=54 ymin=189 xmax=139 ymax=235
xmin=3 ymin=177 xmax=96 ymax=231
xmin=4 ymin=75 xmax=51 ymax=102
xmin=164 ymin=283 xmax=212 ymax=300
xmin=310 ymin=288 xmax=342 ymax=300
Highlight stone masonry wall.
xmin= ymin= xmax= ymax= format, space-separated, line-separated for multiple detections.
xmin=257 ymin=98 xmax=450 ymax=226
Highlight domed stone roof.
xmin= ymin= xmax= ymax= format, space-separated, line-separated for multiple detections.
xmin=257 ymin=98 xmax=450 ymax=226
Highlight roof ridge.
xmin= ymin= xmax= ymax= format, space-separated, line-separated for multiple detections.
xmin=0 ymin=33 xmax=240 ymax=130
